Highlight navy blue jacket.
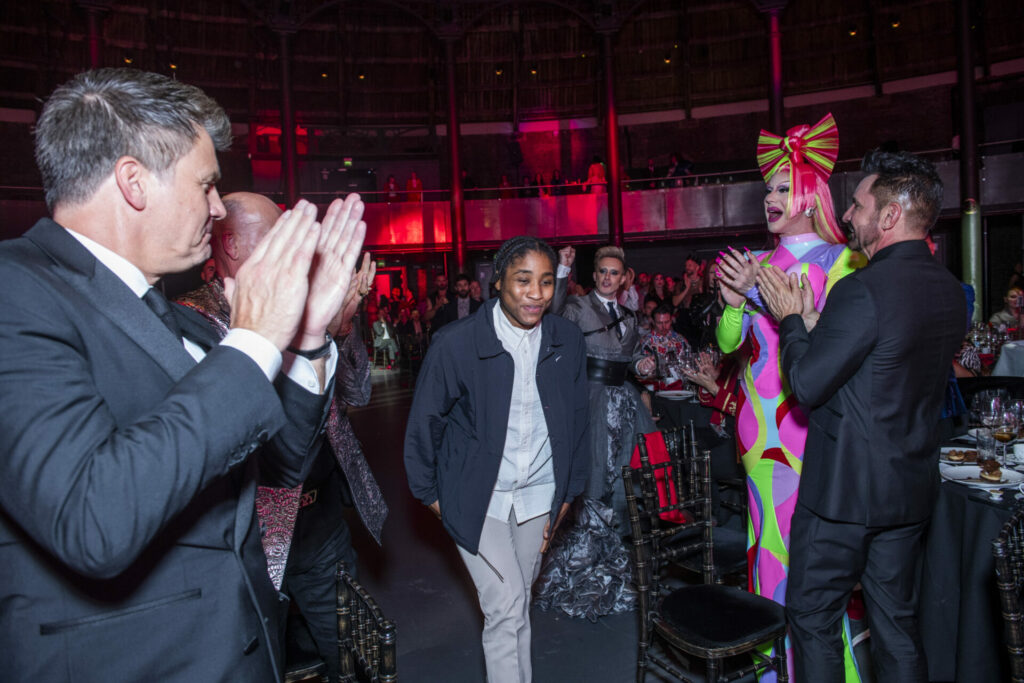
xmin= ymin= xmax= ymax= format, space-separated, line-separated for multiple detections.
xmin=404 ymin=298 xmax=590 ymax=554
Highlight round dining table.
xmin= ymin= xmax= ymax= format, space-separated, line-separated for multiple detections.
xmin=919 ymin=475 xmax=1016 ymax=682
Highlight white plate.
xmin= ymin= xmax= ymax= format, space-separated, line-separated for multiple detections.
xmin=939 ymin=446 xmax=978 ymax=465
xmin=940 ymin=464 xmax=1024 ymax=489
xmin=656 ymin=390 xmax=694 ymax=401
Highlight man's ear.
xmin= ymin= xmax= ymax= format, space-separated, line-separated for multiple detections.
xmin=221 ymin=231 xmax=239 ymax=261
xmin=494 ymin=278 xmax=502 ymax=292
xmin=881 ymin=201 xmax=903 ymax=231
xmin=113 ymin=156 xmax=148 ymax=211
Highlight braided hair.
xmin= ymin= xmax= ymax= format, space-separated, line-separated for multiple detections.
xmin=491 ymin=236 xmax=558 ymax=285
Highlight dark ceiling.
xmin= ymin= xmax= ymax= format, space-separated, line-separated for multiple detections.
xmin=1 ymin=0 xmax=1022 ymax=128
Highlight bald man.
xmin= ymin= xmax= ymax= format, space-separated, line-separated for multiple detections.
xmin=179 ymin=192 xmax=386 ymax=681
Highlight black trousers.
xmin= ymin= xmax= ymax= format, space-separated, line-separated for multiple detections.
xmin=786 ymin=503 xmax=929 ymax=683
xmin=284 ymin=521 xmax=358 ymax=683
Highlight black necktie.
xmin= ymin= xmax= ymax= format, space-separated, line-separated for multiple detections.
xmin=606 ymin=301 xmax=623 ymax=340
xmin=143 ymin=288 xmax=183 ymax=343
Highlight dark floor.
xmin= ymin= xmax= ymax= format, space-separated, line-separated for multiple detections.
xmin=346 ymin=368 xmax=657 ymax=683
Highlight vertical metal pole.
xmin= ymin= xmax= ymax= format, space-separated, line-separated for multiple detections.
xmin=444 ymin=38 xmax=466 ymax=275
xmin=767 ymin=9 xmax=784 ymax=134
xmin=602 ymin=31 xmax=623 ymax=247
xmin=957 ymin=0 xmax=982 ymax=321
xmin=277 ymin=29 xmax=299 ymax=206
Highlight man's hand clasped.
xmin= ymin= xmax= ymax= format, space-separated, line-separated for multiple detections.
xmin=227 ymin=196 xmax=367 ymax=352
xmin=756 ymin=265 xmax=820 ymax=332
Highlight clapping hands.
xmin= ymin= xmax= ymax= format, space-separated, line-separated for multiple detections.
xmin=227 ymin=196 xmax=367 ymax=352
xmin=756 ymin=265 xmax=819 ymax=331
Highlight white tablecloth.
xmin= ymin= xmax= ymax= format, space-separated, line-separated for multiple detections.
xmin=992 ymin=342 xmax=1024 ymax=376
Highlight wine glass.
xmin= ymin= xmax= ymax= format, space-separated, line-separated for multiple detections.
xmin=664 ymin=349 xmax=678 ymax=386
xmin=978 ymin=394 xmax=1004 ymax=430
xmin=995 ymin=409 xmax=1019 ymax=465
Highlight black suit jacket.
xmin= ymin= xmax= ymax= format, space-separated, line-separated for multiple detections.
xmin=431 ymin=296 xmax=482 ymax=332
xmin=0 ymin=220 xmax=330 ymax=682
xmin=778 ymin=240 xmax=966 ymax=526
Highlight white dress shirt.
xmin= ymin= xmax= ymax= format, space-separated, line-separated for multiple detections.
xmin=485 ymin=303 xmax=555 ymax=523
xmin=66 ymin=228 xmax=335 ymax=391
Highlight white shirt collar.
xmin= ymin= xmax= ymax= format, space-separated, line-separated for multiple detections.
xmin=492 ymin=300 xmax=541 ymax=349
xmin=593 ymin=291 xmax=617 ymax=307
xmin=64 ymin=228 xmax=151 ymax=298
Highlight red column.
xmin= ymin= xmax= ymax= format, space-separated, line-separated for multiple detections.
xmin=444 ymin=38 xmax=467 ymax=274
xmin=601 ymin=32 xmax=623 ymax=248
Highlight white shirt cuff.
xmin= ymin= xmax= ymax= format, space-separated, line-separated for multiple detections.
xmin=221 ymin=328 xmax=282 ymax=381
xmin=220 ymin=329 xmax=339 ymax=393
xmin=557 ymin=264 xmax=572 ymax=278
xmin=282 ymin=341 xmax=338 ymax=394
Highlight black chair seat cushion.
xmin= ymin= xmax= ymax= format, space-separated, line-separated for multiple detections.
xmin=657 ymin=584 xmax=785 ymax=653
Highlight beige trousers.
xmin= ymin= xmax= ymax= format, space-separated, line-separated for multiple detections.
xmin=457 ymin=508 xmax=548 ymax=683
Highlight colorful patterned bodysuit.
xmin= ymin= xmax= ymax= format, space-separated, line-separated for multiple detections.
xmin=717 ymin=233 xmax=864 ymax=682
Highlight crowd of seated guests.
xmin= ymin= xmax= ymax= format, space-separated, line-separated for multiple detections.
xmin=366 ymin=271 xmax=489 ymax=372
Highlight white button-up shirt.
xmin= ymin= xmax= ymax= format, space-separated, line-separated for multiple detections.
xmin=485 ymin=302 xmax=555 ymax=523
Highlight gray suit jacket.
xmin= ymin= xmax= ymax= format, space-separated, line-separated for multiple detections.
xmin=0 ymin=219 xmax=330 ymax=682
xmin=552 ymin=277 xmax=646 ymax=367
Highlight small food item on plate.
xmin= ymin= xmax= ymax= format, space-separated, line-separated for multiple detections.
xmin=946 ymin=449 xmax=965 ymax=462
xmin=979 ymin=459 xmax=1003 ymax=483
xmin=964 ymin=450 xmax=978 ymax=462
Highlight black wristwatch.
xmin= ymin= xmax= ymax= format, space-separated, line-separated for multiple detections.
xmin=287 ymin=333 xmax=332 ymax=360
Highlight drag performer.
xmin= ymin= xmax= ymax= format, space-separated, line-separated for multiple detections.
xmin=715 ymin=113 xmax=864 ymax=682
xmin=534 ymin=245 xmax=657 ymax=621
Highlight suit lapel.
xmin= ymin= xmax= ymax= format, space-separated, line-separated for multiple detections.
xmin=173 ymin=303 xmax=221 ymax=350
xmin=26 ymin=220 xmax=196 ymax=383
xmin=587 ymin=291 xmax=613 ymax=323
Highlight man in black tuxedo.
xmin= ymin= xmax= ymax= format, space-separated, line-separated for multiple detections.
xmin=758 ymin=150 xmax=965 ymax=682
xmin=0 ymin=69 xmax=366 ymax=682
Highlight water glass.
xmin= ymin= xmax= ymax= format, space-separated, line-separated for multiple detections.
xmin=976 ymin=428 xmax=997 ymax=465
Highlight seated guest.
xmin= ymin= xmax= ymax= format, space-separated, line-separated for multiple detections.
xmin=398 ymin=308 xmax=427 ymax=345
xmin=990 ymin=286 xmax=1024 ymax=328
xmin=637 ymin=298 xmax=658 ymax=336
xmin=372 ymin=309 xmax=399 ymax=369
xmin=432 ymin=273 xmax=483 ymax=332
xmin=534 ymin=244 xmax=657 ymax=621
xmin=405 ymin=236 xmax=588 ymax=683
xmin=684 ymin=350 xmax=745 ymax=427
xmin=640 ymin=304 xmax=692 ymax=373
xmin=179 ymin=193 xmax=386 ymax=682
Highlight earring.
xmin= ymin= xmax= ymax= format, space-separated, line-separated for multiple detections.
xmin=804 ymin=207 xmax=815 ymax=217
